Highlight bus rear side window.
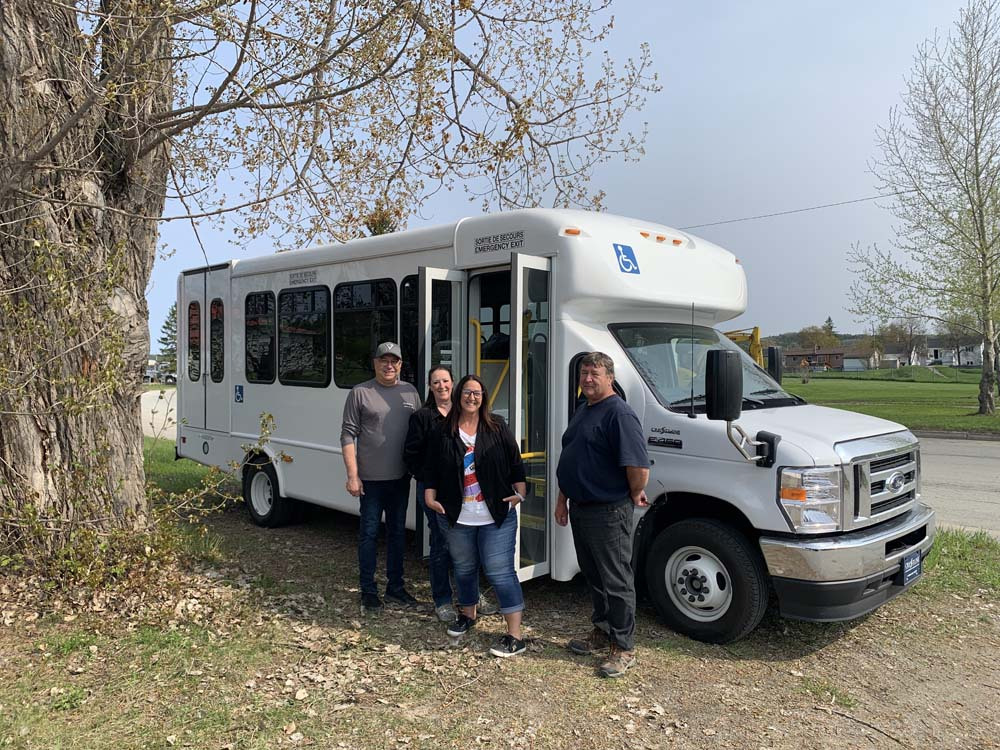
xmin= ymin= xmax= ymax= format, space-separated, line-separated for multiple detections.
xmin=278 ymin=286 xmax=330 ymax=387
xmin=187 ymin=301 xmax=201 ymax=381
xmin=245 ymin=292 xmax=276 ymax=383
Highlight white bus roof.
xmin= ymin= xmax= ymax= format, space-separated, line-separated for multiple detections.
xmin=184 ymin=209 xmax=747 ymax=324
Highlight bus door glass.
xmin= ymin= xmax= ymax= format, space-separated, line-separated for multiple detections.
xmin=181 ymin=271 xmax=207 ymax=430
xmin=416 ymin=267 xmax=466 ymax=557
xmin=510 ymin=254 xmax=550 ymax=580
xmin=204 ymin=267 xmax=229 ymax=432
xmin=467 ymin=270 xmax=512 ymax=419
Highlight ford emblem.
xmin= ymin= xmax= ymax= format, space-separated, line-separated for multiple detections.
xmin=886 ymin=471 xmax=906 ymax=493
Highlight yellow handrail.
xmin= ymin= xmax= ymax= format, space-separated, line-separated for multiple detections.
xmin=488 ymin=360 xmax=509 ymax=410
xmin=469 ymin=318 xmax=482 ymax=375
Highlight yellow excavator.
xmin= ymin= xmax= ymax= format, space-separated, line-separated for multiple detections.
xmin=724 ymin=326 xmax=764 ymax=367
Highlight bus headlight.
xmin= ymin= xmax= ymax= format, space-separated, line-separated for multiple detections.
xmin=778 ymin=467 xmax=842 ymax=533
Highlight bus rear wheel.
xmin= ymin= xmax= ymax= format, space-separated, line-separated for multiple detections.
xmin=645 ymin=518 xmax=768 ymax=644
xmin=243 ymin=458 xmax=293 ymax=527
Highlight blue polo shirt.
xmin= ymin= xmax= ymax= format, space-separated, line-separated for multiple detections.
xmin=556 ymin=395 xmax=649 ymax=504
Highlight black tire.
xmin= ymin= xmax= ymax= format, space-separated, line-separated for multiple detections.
xmin=243 ymin=457 xmax=293 ymax=527
xmin=645 ymin=518 xmax=768 ymax=644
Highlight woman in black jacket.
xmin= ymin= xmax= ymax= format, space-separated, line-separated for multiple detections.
xmin=424 ymin=374 xmax=528 ymax=658
xmin=403 ymin=365 xmax=456 ymax=622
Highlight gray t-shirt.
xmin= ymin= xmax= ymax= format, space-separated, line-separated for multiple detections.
xmin=340 ymin=378 xmax=421 ymax=480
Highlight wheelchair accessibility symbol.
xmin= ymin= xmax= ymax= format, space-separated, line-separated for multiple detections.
xmin=234 ymin=385 xmax=244 ymax=403
xmin=613 ymin=243 xmax=640 ymax=274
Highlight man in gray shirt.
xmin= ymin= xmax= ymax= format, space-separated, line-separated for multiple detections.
xmin=341 ymin=342 xmax=422 ymax=610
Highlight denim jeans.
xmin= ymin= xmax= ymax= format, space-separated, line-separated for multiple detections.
xmin=439 ymin=509 xmax=524 ymax=615
xmin=417 ymin=481 xmax=454 ymax=607
xmin=358 ymin=476 xmax=411 ymax=596
xmin=569 ymin=499 xmax=636 ymax=650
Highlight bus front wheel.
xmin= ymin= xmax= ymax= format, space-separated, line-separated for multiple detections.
xmin=645 ymin=518 xmax=768 ymax=644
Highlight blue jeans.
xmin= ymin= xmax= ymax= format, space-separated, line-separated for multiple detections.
xmin=418 ymin=482 xmax=454 ymax=607
xmin=358 ymin=476 xmax=410 ymax=596
xmin=438 ymin=510 xmax=524 ymax=615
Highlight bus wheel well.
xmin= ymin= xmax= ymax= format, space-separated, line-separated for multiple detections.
xmin=634 ymin=492 xmax=758 ymax=580
xmin=241 ymin=450 xmax=275 ymax=482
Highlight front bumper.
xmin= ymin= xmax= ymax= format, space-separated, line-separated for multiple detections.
xmin=759 ymin=503 xmax=935 ymax=621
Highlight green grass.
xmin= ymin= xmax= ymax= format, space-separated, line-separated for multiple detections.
xmin=784 ymin=377 xmax=1000 ymax=433
xmin=921 ymin=528 xmax=1000 ymax=595
xmin=799 ymin=677 xmax=858 ymax=708
xmin=143 ymin=436 xmax=238 ymax=496
xmin=45 ymin=632 xmax=97 ymax=656
xmin=808 ymin=365 xmax=982 ymax=383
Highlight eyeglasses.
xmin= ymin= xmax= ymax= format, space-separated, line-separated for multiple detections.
xmin=461 ymin=389 xmax=484 ymax=399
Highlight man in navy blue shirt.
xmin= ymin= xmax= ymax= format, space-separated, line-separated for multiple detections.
xmin=556 ymin=352 xmax=649 ymax=678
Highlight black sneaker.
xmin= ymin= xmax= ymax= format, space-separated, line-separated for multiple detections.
xmin=489 ymin=634 xmax=526 ymax=658
xmin=446 ymin=614 xmax=477 ymax=637
xmin=385 ymin=588 xmax=421 ymax=609
xmin=361 ymin=592 xmax=383 ymax=611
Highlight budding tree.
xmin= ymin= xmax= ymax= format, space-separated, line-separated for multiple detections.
xmin=849 ymin=0 xmax=1000 ymax=414
xmin=0 ymin=0 xmax=657 ymax=556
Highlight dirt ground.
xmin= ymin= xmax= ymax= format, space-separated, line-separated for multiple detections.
xmin=2 ymin=505 xmax=998 ymax=749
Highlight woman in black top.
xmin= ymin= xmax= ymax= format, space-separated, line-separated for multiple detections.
xmin=424 ymin=374 xmax=528 ymax=658
xmin=403 ymin=366 xmax=456 ymax=622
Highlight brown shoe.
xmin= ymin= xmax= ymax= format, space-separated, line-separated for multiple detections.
xmin=598 ymin=644 xmax=636 ymax=678
xmin=567 ymin=626 xmax=609 ymax=655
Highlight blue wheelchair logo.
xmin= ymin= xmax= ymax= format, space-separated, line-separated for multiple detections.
xmin=614 ymin=243 xmax=640 ymax=274
xmin=234 ymin=385 xmax=244 ymax=403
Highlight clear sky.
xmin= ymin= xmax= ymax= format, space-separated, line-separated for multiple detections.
xmin=147 ymin=0 xmax=971 ymax=348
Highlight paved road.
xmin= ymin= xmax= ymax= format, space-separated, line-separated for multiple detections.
xmin=919 ymin=437 xmax=1000 ymax=538
xmin=141 ymin=388 xmax=177 ymax=440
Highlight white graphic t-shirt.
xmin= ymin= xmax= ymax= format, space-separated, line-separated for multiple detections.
xmin=456 ymin=428 xmax=492 ymax=526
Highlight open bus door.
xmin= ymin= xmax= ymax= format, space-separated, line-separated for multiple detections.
xmin=510 ymin=254 xmax=551 ymax=580
xmin=416 ymin=266 xmax=466 ymax=557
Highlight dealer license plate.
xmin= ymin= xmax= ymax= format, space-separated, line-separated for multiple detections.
xmin=902 ymin=550 xmax=922 ymax=586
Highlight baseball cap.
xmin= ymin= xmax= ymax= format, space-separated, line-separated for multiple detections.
xmin=374 ymin=342 xmax=402 ymax=359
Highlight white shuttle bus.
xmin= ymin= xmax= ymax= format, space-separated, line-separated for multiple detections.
xmin=176 ymin=209 xmax=935 ymax=643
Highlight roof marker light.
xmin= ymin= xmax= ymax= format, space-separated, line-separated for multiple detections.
xmin=655 ymin=234 xmax=666 ymax=242
xmin=672 ymin=239 xmax=683 ymax=246
xmin=639 ymin=231 xmax=650 ymax=238
xmin=564 ymin=227 xmax=581 ymax=236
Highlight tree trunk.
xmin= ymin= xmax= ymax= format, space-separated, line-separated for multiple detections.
xmin=0 ymin=1 xmax=170 ymax=552
xmin=979 ymin=324 xmax=997 ymax=415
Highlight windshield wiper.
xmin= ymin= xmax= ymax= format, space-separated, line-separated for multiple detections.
xmin=749 ymin=388 xmax=783 ymax=395
xmin=742 ymin=396 xmax=766 ymax=407
xmin=670 ymin=393 xmax=706 ymax=406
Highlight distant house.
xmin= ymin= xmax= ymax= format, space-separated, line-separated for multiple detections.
xmin=842 ymin=349 xmax=879 ymax=371
xmin=882 ymin=343 xmax=920 ymax=368
xmin=784 ymin=347 xmax=845 ymax=371
xmin=920 ymin=336 xmax=983 ymax=367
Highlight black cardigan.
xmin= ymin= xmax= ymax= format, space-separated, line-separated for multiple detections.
xmin=403 ymin=405 xmax=446 ymax=482
xmin=424 ymin=416 xmax=527 ymax=528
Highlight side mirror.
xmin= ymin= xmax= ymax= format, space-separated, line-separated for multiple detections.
xmin=706 ymin=350 xmax=743 ymax=421
xmin=766 ymin=346 xmax=783 ymax=383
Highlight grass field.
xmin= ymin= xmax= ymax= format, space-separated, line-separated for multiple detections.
xmin=784 ymin=374 xmax=1000 ymax=433
xmin=808 ymin=365 xmax=982 ymax=383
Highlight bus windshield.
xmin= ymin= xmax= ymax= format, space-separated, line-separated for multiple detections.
xmin=610 ymin=323 xmax=803 ymax=413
